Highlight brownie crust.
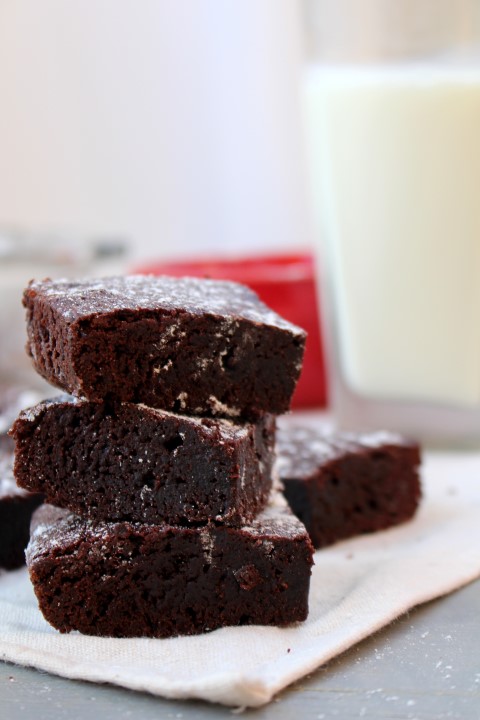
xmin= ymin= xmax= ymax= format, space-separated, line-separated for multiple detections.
xmin=277 ymin=425 xmax=421 ymax=548
xmin=23 ymin=276 xmax=306 ymax=420
xmin=11 ymin=396 xmax=275 ymax=526
xmin=27 ymin=499 xmax=314 ymax=638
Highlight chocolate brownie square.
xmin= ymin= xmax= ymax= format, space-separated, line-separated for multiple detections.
xmin=0 ymin=438 xmax=43 ymax=569
xmin=11 ymin=396 xmax=275 ymax=526
xmin=26 ymin=496 xmax=314 ymax=638
xmin=23 ymin=276 xmax=306 ymax=420
xmin=276 ymin=424 xmax=421 ymax=548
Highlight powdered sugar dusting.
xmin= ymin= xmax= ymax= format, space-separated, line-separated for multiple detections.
xmin=199 ymin=527 xmax=215 ymax=564
xmin=27 ymin=506 xmax=110 ymax=561
xmin=134 ymin=401 xmax=249 ymax=440
xmin=207 ymin=396 xmax=241 ymax=418
xmin=26 ymin=276 xmax=305 ymax=334
xmin=276 ymin=424 xmax=419 ymax=479
xmin=176 ymin=392 xmax=188 ymax=410
xmin=241 ymin=491 xmax=308 ymax=540
xmin=27 ymin=492 xmax=308 ymax=564
xmin=18 ymin=397 xmax=251 ymax=444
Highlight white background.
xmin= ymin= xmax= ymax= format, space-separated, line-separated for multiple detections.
xmin=0 ymin=1 xmax=312 ymax=263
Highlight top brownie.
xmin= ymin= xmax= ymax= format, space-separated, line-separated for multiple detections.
xmin=23 ymin=276 xmax=306 ymax=419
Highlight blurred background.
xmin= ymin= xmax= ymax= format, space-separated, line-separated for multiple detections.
xmin=0 ymin=1 xmax=311 ymax=261
xmin=0 ymin=0 xmax=324 ymax=403
xmin=2 ymin=0 xmax=480 ymax=442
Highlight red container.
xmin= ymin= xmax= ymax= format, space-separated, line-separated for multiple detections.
xmin=132 ymin=253 xmax=327 ymax=409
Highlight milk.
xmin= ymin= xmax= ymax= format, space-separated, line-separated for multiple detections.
xmin=305 ymin=62 xmax=480 ymax=411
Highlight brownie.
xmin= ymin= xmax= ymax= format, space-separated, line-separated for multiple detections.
xmin=26 ymin=496 xmax=314 ymax=638
xmin=276 ymin=425 xmax=421 ymax=549
xmin=11 ymin=396 xmax=275 ymax=526
xmin=23 ymin=276 xmax=306 ymax=420
xmin=0 ymin=441 xmax=43 ymax=569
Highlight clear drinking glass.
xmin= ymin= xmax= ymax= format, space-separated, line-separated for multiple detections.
xmin=303 ymin=0 xmax=480 ymax=447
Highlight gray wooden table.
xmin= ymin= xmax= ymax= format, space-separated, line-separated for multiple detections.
xmin=2 ymin=577 xmax=479 ymax=720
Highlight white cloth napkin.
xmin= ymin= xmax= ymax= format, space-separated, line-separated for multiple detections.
xmin=1 ymin=450 xmax=480 ymax=708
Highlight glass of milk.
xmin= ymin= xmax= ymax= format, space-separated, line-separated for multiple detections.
xmin=303 ymin=0 xmax=480 ymax=446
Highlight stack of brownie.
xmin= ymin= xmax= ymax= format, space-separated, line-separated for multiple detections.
xmin=10 ymin=275 xmax=314 ymax=638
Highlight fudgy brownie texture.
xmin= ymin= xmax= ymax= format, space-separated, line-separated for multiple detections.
xmin=11 ymin=396 xmax=275 ymax=526
xmin=27 ymin=497 xmax=314 ymax=638
xmin=0 ymin=439 xmax=43 ymax=569
xmin=23 ymin=276 xmax=306 ymax=420
xmin=276 ymin=425 xmax=421 ymax=549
